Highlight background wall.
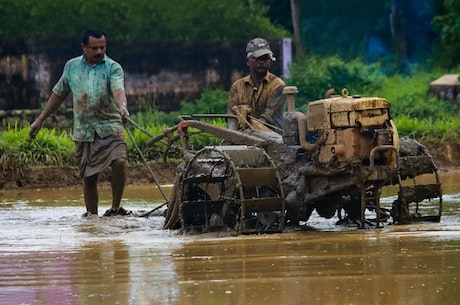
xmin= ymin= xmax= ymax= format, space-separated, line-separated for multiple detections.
xmin=0 ymin=37 xmax=286 ymax=113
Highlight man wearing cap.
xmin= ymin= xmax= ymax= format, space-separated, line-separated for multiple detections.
xmin=227 ymin=38 xmax=286 ymax=131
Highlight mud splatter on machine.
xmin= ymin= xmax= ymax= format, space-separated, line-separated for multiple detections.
xmin=150 ymin=88 xmax=442 ymax=234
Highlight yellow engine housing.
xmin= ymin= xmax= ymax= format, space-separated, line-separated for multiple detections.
xmin=306 ymin=89 xmax=398 ymax=167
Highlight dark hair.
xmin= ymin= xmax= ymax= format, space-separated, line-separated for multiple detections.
xmin=82 ymin=28 xmax=106 ymax=45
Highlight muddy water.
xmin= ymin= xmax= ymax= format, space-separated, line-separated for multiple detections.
xmin=1 ymin=172 xmax=459 ymax=305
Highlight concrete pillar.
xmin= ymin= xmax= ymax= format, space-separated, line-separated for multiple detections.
xmin=281 ymin=37 xmax=292 ymax=79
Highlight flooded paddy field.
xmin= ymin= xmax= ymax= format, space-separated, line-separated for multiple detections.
xmin=1 ymin=171 xmax=459 ymax=305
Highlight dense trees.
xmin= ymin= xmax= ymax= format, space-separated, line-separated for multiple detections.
xmin=0 ymin=0 xmax=287 ymax=40
xmin=433 ymin=0 xmax=460 ymax=68
xmin=263 ymin=0 xmax=458 ymax=69
xmin=0 ymin=0 xmax=457 ymax=67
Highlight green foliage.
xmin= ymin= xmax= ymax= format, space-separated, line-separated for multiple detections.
xmin=0 ymin=106 xmax=230 ymax=173
xmin=0 ymin=0 xmax=288 ymax=41
xmin=125 ymin=89 xmax=229 ymax=159
xmin=183 ymin=119 xmax=228 ymax=151
xmin=288 ymin=56 xmax=384 ymax=108
xmin=297 ymin=0 xmax=456 ymax=69
xmin=125 ymin=109 xmax=227 ymax=163
xmin=299 ymin=0 xmax=389 ymax=60
xmin=363 ymin=72 xmax=456 ymax=120
xmin=159 ymin=88 xmax=230 ymax=125
xmin=0 ymin=124 xmax=75 ymax=174
xmin=288 ymin=55 xmax=459 ymax=141
xmin=1 ymin=0 xmax=457 ymax=69
xmin=433 ymin=0 xmax=460 ymax=68
xmin=149 ymin=89 xmax=229 ymax=152
xmin=395 ymin=116 xmax=460 ymax=141
xmin=130 ymin=107 xmax=163 ymax=128
xmin=178 ymin=88 xmax=229 ymax=115
xmin=124 ymin=111 xmax=181 ymax=162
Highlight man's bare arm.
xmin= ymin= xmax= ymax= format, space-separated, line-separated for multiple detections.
xmin=30 ymin=93 xmax=66 ymax=139
xmin=113 ymin=89 xmax=129 ymax=118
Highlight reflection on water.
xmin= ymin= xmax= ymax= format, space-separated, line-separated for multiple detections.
xmin=173 ymin=230 xmax=460 ymax=305
xmin=0 ymin=173 xmax=459 ymax=305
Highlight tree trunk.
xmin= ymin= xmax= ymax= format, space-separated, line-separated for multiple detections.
xmin=390 ymin=0 xmax=408 ymax=68
xmin=290 ymin=0 xmax=305 ymax=59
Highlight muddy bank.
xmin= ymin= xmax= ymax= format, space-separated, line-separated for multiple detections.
xmin=0 ymin=162 xmax=180 ymax=190
xmin=423 ymin=141 xmax=460 ymax=168
xmin=1 ymin=141 xmax=459 ymax=190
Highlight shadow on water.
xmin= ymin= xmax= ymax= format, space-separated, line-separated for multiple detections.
xmin=0 ymin=172 xmax=459 ymax=305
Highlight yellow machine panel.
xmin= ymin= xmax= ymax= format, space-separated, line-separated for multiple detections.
xmin=306 ymin=89 xmax=394 ymax=168
xmin=307 ymin=95 xmax=390 ymax=131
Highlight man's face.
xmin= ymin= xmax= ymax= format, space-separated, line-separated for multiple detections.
xmin=82 ymin=35 xmax=106 ymax=65
xmin=247 ymin=54 xmax=272 ymax=76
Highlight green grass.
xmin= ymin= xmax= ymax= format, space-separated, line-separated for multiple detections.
xmin=363 ymin=71 xmax=457 ymax=120
xmin=0 ymin=124 xmax=75 ymax=175
xmin=124 ymin=111 xmax=226 ymax=163
xmin=394 ymin=116 xmax=460 ymax=141
xmin=0 ymin=111 xmax=229 ymax=175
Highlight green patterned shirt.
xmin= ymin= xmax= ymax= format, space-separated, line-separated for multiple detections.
xmin=53 ymin=54 xmax=125 ymax=142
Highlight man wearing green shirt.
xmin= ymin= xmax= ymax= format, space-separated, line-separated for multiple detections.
xmin=29 ymin=28 xmax=130 ymax=217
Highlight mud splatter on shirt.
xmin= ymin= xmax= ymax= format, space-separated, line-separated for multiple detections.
xmin=53 ymin=55 xmax=125 ymax=142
